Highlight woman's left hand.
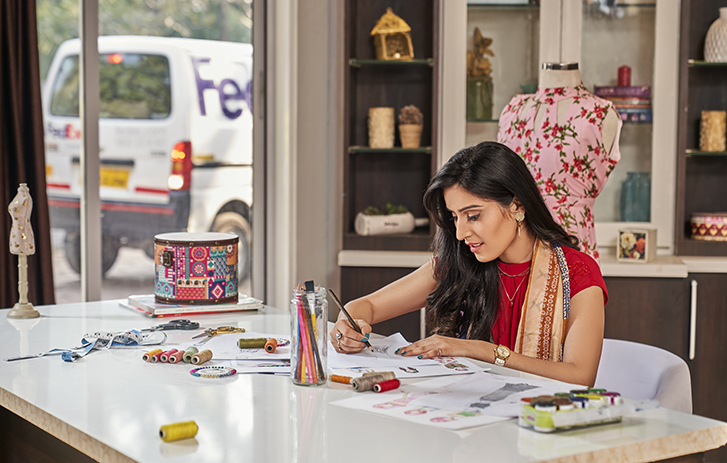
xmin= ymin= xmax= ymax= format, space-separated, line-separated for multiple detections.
xmin=395 ymin=335 xmax=468 ymax=359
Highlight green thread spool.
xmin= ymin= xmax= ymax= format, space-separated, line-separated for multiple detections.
xmin=238 ymin=338 xmax=267 ymax=348
xmin=159 ymin=420 xmax=198 ymax=442
xmin=183 ymin=346 xmax=199 ymax=363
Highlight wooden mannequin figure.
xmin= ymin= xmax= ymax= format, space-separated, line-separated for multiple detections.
xmin=7 ymin=183 xmax=40 ymax=319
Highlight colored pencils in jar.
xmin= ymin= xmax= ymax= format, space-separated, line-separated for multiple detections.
xmin=292 ymin=281 xmax=326 ymax=384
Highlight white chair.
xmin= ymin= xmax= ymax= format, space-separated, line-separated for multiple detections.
xmin=594 ymin=338 xmax=693 ymax=414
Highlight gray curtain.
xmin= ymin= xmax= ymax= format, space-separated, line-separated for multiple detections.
xmin=1 ymin=0 xmax=56 ymax=308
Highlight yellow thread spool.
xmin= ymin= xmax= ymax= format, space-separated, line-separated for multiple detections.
xmin=142 ymin=348 xmax=163 ymax=362
xmin=183 ymin=346 xmax=199 ymax=363
xmin=237 ymin=338 xmax=267 ymax=348
xmin=159 ymin=420 xmax=199 ymax=442
xmin=191 ymin=349 xmax=213 ymax=365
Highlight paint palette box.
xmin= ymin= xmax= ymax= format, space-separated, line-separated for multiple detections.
xmin=519 ymin=389 xmax=625 ymax=433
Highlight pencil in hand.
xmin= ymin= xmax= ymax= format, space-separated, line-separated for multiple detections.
xmin=328 ymin=289 xmax=374 ymax=352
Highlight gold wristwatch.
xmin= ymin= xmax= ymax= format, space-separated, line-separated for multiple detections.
xmin=494 ymin=344 xmax=511 ymax=367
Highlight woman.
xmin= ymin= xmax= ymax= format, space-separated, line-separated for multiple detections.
xmin=331 ymin=141 xmax=607 ymax=387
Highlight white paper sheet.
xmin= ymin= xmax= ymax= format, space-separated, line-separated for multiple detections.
xmin=333 ymin=371 xmax=583 ymax=430
xmin=329 ymin=332 xmax=447 ymax=368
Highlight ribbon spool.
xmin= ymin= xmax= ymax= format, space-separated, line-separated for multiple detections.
xmin=183 ymin=346 xmax=199 ymax=363
xmin=160 ymin=349 xmax=178 ymax=363
xmin=264 ymin=338 xmax=278 ymax=353
xmin=237 ymin=338 xmax=267 ymax=349
xmin=191 ymin=349 xmax=213 ymax=365
xmin=159 ymin=420 xmax=199 ymax=442
xmin=142 ymin=348 xmax=163 ymax=362
xmin=373 ymin=378 xmax=401 ymax=393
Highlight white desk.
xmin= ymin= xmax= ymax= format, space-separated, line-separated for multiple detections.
xmin=0 ymin=300 xmax=726 ymax=463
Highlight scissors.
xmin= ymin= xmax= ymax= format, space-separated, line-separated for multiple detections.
xmin=142 ymin=320 xmax=200 ymax=332
xmin=192 ymin=326 xmax=246 ymax=340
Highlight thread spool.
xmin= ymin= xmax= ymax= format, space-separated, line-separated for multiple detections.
xmin=191 ymin=349 xmax=213 ymax=365
xmin=142 ymin=348 xmax=163 ymax=362
xmin=183 ymin=346 xmax=199 ymax=363
xmin=159 ymin=420 xmax=199 ymax=442
xmin=373 ymin=379 xmax=400 ymax=393
xmin=237 ymin=338 xmax=267 ymax=349
xmin=264 ymin=338 xmax=278 ymax=353
xmin=351 ymin=372 xmax=396 ymax=392
xmin=160 ymin=349 xmax=178 ymax=363
xmin=151 ymin=351 xmax=164 ymax=363
xmin=330 ymin=374 xmax=352 ymax=385
xmin=168 ymin=350 xmax=185 ymax=364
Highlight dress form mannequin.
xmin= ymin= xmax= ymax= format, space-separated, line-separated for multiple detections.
xmin=497 ymin=63 xmax=623 ymax=261
xmin=526 ymin=63 xmax=620 ymax=156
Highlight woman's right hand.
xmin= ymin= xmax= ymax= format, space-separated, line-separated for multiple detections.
xmin=330 ymin=318 xmax=372 ymax=354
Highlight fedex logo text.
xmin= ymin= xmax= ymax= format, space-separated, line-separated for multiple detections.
xmin=192 ymin=57 xmax=251 ymax=120
xmin=46 ymin=122 xmax=81 ymax=140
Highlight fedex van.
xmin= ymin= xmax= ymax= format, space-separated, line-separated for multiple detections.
xmin=42 ymin=36 xmax=253 ymax=280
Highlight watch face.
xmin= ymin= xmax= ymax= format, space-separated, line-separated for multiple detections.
xmin=496 ymin=345 xmax=510 ymax=358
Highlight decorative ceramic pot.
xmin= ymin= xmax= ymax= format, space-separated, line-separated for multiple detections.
xmin=399 ymin=124 xmax=422 ymax=149
xmin=705 ymin=8 xmax=727 ymax=62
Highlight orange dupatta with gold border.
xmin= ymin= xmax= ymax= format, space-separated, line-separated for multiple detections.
xmin=514 ymin=239 xmax=571 ymax=362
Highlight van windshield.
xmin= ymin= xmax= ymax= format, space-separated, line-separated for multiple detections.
xmin=49 ymin=53 xmax=171 ymax=119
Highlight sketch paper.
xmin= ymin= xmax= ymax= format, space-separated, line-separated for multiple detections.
xmin=225 ymin=359 xmax=291 ymax=375
xmin=411 ymin=371 xmax=582 ymax=418
xmin=333 ymin=371 xmax=582 ymax=430
xmin=174 ymin=331 xmax=291 ymax=360
xmin=329 ymin=355 xmax=486 ymax=379
xmin=328 ymin=332 xmax=450 ymax=369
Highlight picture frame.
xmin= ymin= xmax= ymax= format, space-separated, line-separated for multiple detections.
xmin=617 ymin=228 xmax=657 ymax=263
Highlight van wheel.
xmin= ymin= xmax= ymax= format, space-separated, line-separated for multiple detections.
xmin=64 ymin=232 xmax=121 ymax=276
xmin=211 ymin=212 xmax=251 ymax=283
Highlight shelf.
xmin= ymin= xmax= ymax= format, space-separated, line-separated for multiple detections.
xmin=349 ymin=59 xmax=433 ymax=68
xmin=467 ymin=2 xmax=538 ymax=9
xmin=349 ymin=146 xmax=432 ymax=154
xmin=687 ymin=60 xmax=727 ymax=67
xmin=343 ymin=231 xmax=432 ymax=252
xmin=467 ymin=118 xmax=499 ymax=123
xmin=686 ymin=149 xmax=727 ymax=157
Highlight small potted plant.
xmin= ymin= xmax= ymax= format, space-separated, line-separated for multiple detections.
xmin=398 ymin=105 xmax=424 ymax=149
xmin=355 ymin=202 xmax=415 ymax=236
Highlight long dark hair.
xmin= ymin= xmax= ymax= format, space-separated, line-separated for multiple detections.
xmin=422 ymin=141 xmax=578 ymax=341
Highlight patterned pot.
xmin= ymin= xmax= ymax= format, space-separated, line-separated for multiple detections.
xmin=705 ymin=8 xmax=727 ymax=62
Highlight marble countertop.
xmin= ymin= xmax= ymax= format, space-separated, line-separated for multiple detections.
xmin=1 ymin=300 xmax=726 ymax=463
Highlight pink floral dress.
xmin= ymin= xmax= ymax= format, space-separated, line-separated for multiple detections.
xmin=497 ymin=85 xmax=622 ymax=262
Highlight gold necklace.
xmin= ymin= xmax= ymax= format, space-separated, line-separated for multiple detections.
xmin=499 ymin=272 xmax=529 ymax=308
xmin=498 ymin=267 xmax=531 ymax=278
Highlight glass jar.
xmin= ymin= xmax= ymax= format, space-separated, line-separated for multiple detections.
xmin=290 ymin=286 xmax=328 ymax=386
xmin=620 ymin=172 xmax=651 ymax=222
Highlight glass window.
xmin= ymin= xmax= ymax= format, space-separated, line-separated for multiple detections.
xmin=50 ymin=54 xmax=172 ymax=119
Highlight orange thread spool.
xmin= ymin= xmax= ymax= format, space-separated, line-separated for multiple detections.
xmin=191 ymin=349 xmax=213 ymax=365
xmin=330 ymin=374 xmax=352 ymax=385
xmin=265 ymin=338 xmax=278 ymax=353
xmin=143 ymin=348 xmax=163 ymax=362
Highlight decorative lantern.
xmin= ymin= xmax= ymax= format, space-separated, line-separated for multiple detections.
xmin=370 ymin=8 xmax=414 ymax=61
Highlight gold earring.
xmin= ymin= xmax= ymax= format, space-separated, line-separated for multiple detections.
xmin=515 ymin=211 xmax=525 ymax=237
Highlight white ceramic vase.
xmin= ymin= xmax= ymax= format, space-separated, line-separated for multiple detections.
xmin=705 ymin=8 xmax=727 ymax=63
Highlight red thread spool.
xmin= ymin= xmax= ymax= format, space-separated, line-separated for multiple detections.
xmin=160 ymin=349 xmax=178 ymax=363
xmin=265 ymin=338 xmax=278 ymax=353
xmin=151 ymin=351 xmax=164 ymax=363
xmin=373 ymin=379 xmax=401 ymax=393
xmin=618 ymin=65 xmax=631 ymax=87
